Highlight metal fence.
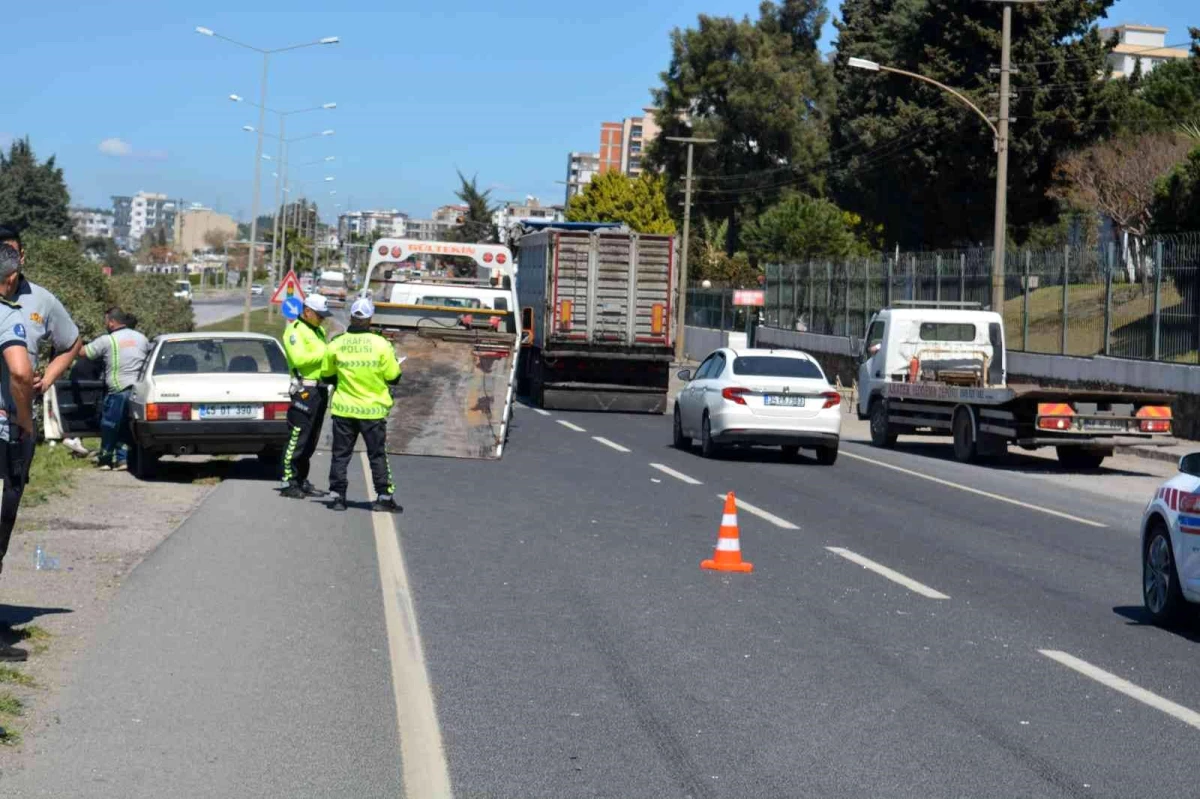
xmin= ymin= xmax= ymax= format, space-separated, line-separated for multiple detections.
xmin=693 ymin=232 xmax=1200 ymax=364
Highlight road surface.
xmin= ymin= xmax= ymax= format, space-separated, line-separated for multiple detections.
xmin=7 ymin=406 xmax=1200 ymax=798
xmin=190 ymin=293 xmax=270 ymax=327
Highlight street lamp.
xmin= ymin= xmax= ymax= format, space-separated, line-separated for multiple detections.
xmin=196 ymin=25 xmax=338 ymax=330
xmin=848 ymin=55 xmax=1006 ymax=309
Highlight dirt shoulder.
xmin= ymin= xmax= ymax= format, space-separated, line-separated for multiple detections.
xmin=0 ymin=448 xmax=229 ymax=765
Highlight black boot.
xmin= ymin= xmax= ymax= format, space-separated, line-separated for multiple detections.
xmin=301 ymin=481 xmax=327 ymax=497
xmin=372 ymin=494 xmax=402 ymax=514
xmin=330 ymin=495 xmax=347 ymax=512
xmin=279 ymin=483 xmax=306 ymax=499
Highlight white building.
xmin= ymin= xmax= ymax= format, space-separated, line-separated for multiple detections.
xmin=494 ymin=197 xmax=566 ymax=244
xmin=1101 ymin=24 xmax=1190 ymax=78
xmin=337 ymin=209 xmax=408 ymax=242
xmin=111 ymin=191 xmax=180 ymax=247
xmin=70 ymin=208 xmax=115 ymax=239
xmin=564 ymin=152 xmax=600 ymax=205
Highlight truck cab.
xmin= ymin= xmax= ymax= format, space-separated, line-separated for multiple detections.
xmin=856 ymin=305 xmax=1007 ymax=419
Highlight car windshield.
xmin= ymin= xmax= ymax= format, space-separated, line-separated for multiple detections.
xmin=153 ymin=338 xmax=288 ymax=376
xmin=731 ymin=356 xmax=824 ymax=379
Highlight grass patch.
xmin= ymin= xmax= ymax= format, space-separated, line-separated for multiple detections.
xmin=0 ymin=667 xmax=35 ymax=688
xmin=0 ymin=726 xmax=22 ymax=746
xmin=0 ymin=692 xmax=23 ymax=716
xmin=197 ymin=307 xmax=288 ymax=341
xmin=15 ymin=625 xmax=51 ymax=655
xmin=24 ymin=437 xmax=99 ymax=508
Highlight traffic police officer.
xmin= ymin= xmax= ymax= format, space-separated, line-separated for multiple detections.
xmin=82 ymin=307 xmax=151 ymax=469
xmin=322 ymin=297 xmax=401 ymax=513
xmin=0 ymin=246 xmax=38 ymax=662
xmin=280 ymin=294 xmax=332 ymax=499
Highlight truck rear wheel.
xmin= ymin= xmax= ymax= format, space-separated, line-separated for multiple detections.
xmin=952 ymin=407 xmax=977 ymax=463
xmin=1056 ymin=447 xmax=1107 ymax=470
xmin=869 ymin=400 xmax=896 ymax=448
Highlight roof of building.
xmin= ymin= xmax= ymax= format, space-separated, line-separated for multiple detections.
xmin=1111 ymin=42 xmax=1189 ymax=58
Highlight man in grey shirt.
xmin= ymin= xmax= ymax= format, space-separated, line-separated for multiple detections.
xmin=82 ymin=308 xmax=150 ymax=469
xmin=0 ymin=246 xmax=38 ymax=661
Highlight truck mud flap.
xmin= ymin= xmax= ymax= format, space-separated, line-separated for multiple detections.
xmin=542 ymin=387 xmax=666 ymax=414
xmin=381 ymin=329 xmax=516 ymax=459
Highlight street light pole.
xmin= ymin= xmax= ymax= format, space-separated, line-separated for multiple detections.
xmin=665 ymin=136 xmax=715 ymax=363
xmin=991 ymin=1 xmax=1013 ymax=313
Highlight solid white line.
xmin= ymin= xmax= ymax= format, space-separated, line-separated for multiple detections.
xmin=649 ymin=463 xmax=702 ymax=485
xmin=364 ymin=452 xmax=454 ymax=798
xmin=825 ymin=546 xmax=950 ymax=600
xmin=533 ymin=408 xmax=552 ymax=417
xmin=1039 ymin=649 xmax=1200 ymax=731
xmin=840 ymin=450 xmax=1107 ymax=528
xmin=718 ymin=494 xmax=799 ymax=530
xmin=592 ymin=436 xmax=630 ymax=453
xmin=557 ymin=419 xmax=586 ymax=432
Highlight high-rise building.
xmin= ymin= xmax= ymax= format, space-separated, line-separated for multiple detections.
xmin=493 ymin=197 xmax=566 ymax=244
xmin=599 ymin=122 xmax=623 ymax=173
xmin=620 ymin=109 xmax=661 ymax=177
xmin=337 ymin=210 xmax=408 ymax=242
xmin=564 ymin=152 xmax=600 ymax=204
xmin=1100 ymin=24 xmax=1189 ymax=78
xmin=69 ymin=208 xmax=115 ymax=239
xmin=111 ymin=191 xmax=180 ymax=247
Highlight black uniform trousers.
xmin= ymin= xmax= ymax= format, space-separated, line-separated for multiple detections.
xmin=328 ymin=416 xmax=395 ymax=499
xmin=0 ymin=436 xmax=33 ymax=577
xmin=282 ymin=385 xmax=328 ymax=487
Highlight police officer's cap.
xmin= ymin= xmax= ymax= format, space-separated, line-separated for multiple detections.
xmin=304 ymin=294 xmax=332 ymax=318
xmin=350 ymin=297 xmax=375 ymax=320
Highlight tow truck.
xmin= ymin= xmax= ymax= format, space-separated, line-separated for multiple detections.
xmin=360 ymin=238 xmax=521 ymax=460
xmin=856 ymin=303 xmax=1175 ymax=468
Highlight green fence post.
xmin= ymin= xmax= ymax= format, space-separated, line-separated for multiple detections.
xmin=807 ymin=262 xmax=814 ymax=331
xmin=1103 ymin=241 xmax=1114 ymax=356
xmin=844 ymin=260 xmax=851 ymax=337
xmin=1022 ymin=251 xmax=1030 ymax=351
xmin=959 ymin=254 xmax=966 ymax=303
xmin=863 ymin=259 xmax=871 ymax=335
xmin=886 ymin=256 xmax=893 ymax=308
xmin=1153 ymin=239 xmax=1163 ymax=361
xmin=935 ymin=254 xmax=942 ymax=306
xmin=824 ymin=261 xmax=832 ymax=335
xmin=1061 ymin=245 xmax=1070 ymax=355
xmin=791 ymin=264 xmax=799 ymax=329
xmin=908 ymin=255 xmax=916 ymax=301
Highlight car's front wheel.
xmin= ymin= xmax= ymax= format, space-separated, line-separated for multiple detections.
xmin=1144 ymin=521 xmax=1187 ymax=625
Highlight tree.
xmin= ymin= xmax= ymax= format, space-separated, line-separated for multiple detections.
xmin=82 ymin=236 xmax=134 ymax=274
xmin=106 ymin=273 xmax=194 ymax=339
xmin=831 ymin=0 xmax=1118 ymax=248
xmin=0 ymin=137 xmax=71 ymax=239
xmin=645 ymin=1 xmax=836 ymax=246
xmin=690 ymin=217 xmax=758 ymax=286
xmin=446 ymin=171 xmax=497 ymax=243
xmin=566 ymin=171 xmax=676 ymax=233
xmin=203 ymin=228 xmax=233 ymax=252
xmin=1050 ymin=132 xmax=1192 ymax=268
xmin=1152 ymin=145 xmax=1200 ymax=233
xmin=740 ymin=192 xmax=861 ymax=263
xmin=21 ymin=237 xmax=110 ymax=340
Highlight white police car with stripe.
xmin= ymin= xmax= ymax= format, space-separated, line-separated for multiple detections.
xmin=1142 ymin=452 xmax=1200 ymax=624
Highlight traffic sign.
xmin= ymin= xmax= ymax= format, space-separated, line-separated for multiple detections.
xmin=732 ymin=289 xmax=765 ymax=307
xmin=270 ymin=269 xmax=306 ymax=304
xmin=281 ymin=296 xmax=303 ymax=320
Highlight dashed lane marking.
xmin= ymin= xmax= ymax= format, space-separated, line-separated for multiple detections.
xmin=557 ymin=420 xmax=586 ymax=432
xmin=825 ymin=546 xmax=950 ymax=600
xmin=1040 ymin=649 xmax=1200 ymax=732
xmin=840 ymin=450 xmax=1107 ymax=528
xmin=719 ymin=494 xmax=799 ymax=530
xmin=593 ymin=436 xmax=631 ymax=453
xmin=650 ymin=463 xmax=703 ymax=485
xmin=533 ymin=408 xmax=551 ymax=417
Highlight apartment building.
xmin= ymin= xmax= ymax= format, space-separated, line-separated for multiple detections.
xmin=599 ymin=122 xmax=624 ymax=173
xmin=494 ymin=197 xmax=566 ymax=244
xmin=111 ymin=191 xmax=180 ymax=247
xmin=175 ymin=205 xmax=237 ymax=253
xmin=620 ymin=109 xmax=661 ymax=177
xmin=70 ymin=208 xmax=115 ymax=239
xmin=1101 ymin=24 xmax=1189 ymax=77
xmin=564 ymin=152 xmax=600 ymax=204
xmin=338 ymin=209 xmax=408 ymax=242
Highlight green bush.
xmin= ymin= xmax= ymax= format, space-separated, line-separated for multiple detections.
xmin=107 ymin=273 xmax=194 ymax=339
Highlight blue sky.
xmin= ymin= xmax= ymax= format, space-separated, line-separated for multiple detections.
xmin=1 ymin=0 xmax=1193 ymax=224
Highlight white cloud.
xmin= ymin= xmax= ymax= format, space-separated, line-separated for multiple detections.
xmin=98 ymin=137 xmax=133 ymax=157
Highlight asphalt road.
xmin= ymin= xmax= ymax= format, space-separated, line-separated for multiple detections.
xmin=7 ymin=402 xmax=1200 ymax=797
xmin=190 ymin=293 xmax=270 ymax=327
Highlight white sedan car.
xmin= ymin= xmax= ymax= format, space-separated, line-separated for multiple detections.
xmin=673 ymin=347 xmax=842 ymax=464
xmin=1141 ymin=453 xmax=1200 ymax=624
xmin=125 ymin=332 xmax=293 ymax=477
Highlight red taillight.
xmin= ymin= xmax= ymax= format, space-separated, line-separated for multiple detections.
xmin=146 ymin=403 xmax=191 ymax=422
xmin=722 ymin=387 xmax=749 ymax=405
xmin=378 ymin=245 xmax=389 ymax=255
xmin=1137 ymin=406 xmax=1172 ymax=434
xmin=496 ymin=253 xmax=507 ymax=264
xmin=1038 ymin=417 xmax=1073 ymax=431
xmin=822 ymin=391 xmax=841 ymax=409
xmin=265 ymin=402 xmax=290 ymax=421
xmin=1141 ymin=419 xmax=1171 ymax=433
xmin=483 ymin=252 xmax=494 ymax=263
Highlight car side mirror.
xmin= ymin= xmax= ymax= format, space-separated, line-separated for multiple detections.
xmin=1179 ymin=452 xmax=1200 ymax=477
xmin=676 ymin=368 xmax=693 ymax=382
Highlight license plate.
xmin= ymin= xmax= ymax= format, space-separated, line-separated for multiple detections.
xmin=1084 ymin=419 xmax=1125 ymax=431
xmin=764 ymin=395 xmax=805 ymax=407
xmin=197 ymin=404 xmax=257 ymax=419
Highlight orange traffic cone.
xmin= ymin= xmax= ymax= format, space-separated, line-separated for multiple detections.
xmin=702 ymin=492 xmax=753 ymax=573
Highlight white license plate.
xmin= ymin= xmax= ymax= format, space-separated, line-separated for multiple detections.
xmin=764 ymin=395 xmax=805 ymax=407
xmin=197 ymin=404 xmax=257 ymax=419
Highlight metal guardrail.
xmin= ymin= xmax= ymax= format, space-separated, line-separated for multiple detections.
xmin=688 ymin=232 xmax=1200 ymax=365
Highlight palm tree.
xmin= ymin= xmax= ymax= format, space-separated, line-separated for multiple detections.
xmin=450 ymin=170 xmax=497 ymax=244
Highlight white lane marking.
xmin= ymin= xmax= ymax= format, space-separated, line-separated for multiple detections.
xmin=533 ymin=408 xmax=552 ymax=417
xmin=557 ymin=420 xmax=586 ymax=432
xmin=592 ymin=436 xmax=630 ymax=453
xmin=364 ymin=453 xmax=454 ymax=798
xmin=650 ymin=463 xmax=702 ymax=485
xmin=840 ymin=450 xmax=1107 ymax=528
xmin=719 ymin=494 xmax=799 ymax=530
xmin=825 ymin=546 xmax=950 ymax=600
xmin=1039 ymin=649 xmax=1200 ymax=731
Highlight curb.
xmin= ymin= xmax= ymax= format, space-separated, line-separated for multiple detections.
xmin=1116 ymin=444 xmax=1188 ymax=466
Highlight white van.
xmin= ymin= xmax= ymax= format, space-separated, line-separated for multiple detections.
xmin=173 ymin=280 xmax=193 ymax=302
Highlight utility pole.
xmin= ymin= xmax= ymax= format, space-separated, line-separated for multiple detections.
xmin=991 ymin=1 xmax=1013 ymax=313
xmin=665 ymin=136 xmax=715 ymax=363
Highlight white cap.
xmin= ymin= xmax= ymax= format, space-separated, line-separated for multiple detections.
xmin=350 ymin=297 xmax=375 ymax=319
xmin=304 ymin=294 xmax=331 ymax=317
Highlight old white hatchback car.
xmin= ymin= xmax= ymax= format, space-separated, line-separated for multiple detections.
xmin=673 ymin=348 xmax=842 ymax=464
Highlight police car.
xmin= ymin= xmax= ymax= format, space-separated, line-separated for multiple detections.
xmin=1142 ymin=452 xmax=1200 ymax=623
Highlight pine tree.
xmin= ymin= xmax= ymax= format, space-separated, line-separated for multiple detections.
xmin=448 ymin=171 xmax=497 ymax=243
xmin=0 ymin=137 xmax=72 ymax=239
